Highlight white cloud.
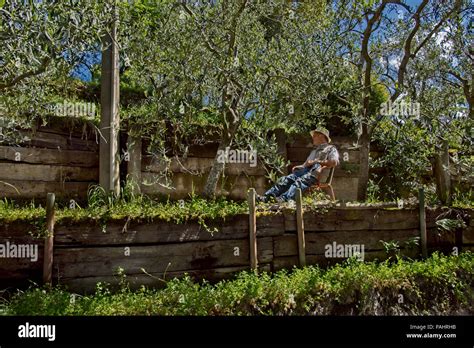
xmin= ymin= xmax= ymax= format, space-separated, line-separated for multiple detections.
xmin=435 ymin=29 xmax=453 ymax=54
xmin=397 ymin=9 xmax=405 ymax=20
xmin=389 ymin=55 xmax=401 ymax=69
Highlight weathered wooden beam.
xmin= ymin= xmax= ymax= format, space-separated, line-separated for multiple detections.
xmin=419 ymin=188 xmax=427 ymax=258
xmin=248 ymin=188 xmax=258 ymax=271
xmin=462 ymin=224 xmax=474 ymax=245
xmin=287 ymin=147 xmax=360 ymax=163
xmin=0 ymin=146 xmax=99 ymax=167
xmin=287 ymin=135 xmax=358 ymax=148
xmin=99 ymin=4 xmax=120 ymax=195
xmin=140 ymin=172 xmax=268 ymax=200
xmin=427 ymin=227 xmax=456 ymax=248
xmin=0 ymin=253 xmax=44 ymax=278
xmin=273 ymin=248 xmax=419 ymax=271
xmin=0 ymin=163 xmax=98 ymax=182
xmin=0 ymin=222 xmax=45 ymax=241
xmin=53 ymin=238 xmax=273 ymax=278
xmin=274 ymin=229 xmax=420 ymax=257
xmin=187 ymin=143 xmax=219 ymax=158
xmin=57 ymin=264 xmax=273 ymax=294
xmin=54 ymin=214 xmax=285 ymax=246
xmin=43 ymin=193 xmax=55 ymax=285
xmin=284 ymin=208 xmax=421 ymax=232
xmin=0 ymin=180 xmax=94 ymax=199
xmin=19 ymin=130 xmax=99 ymax=152
xmin=295 ymin=188 xmax=306 ymax=267
xmin=143 ymin=157 xmax=267 ymax=176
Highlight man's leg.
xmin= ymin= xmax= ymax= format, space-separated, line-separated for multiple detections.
xmin=279 ymin=172 xmax=318 ymax=201
xmin=262 ymin=169 xmax=307 ymax=201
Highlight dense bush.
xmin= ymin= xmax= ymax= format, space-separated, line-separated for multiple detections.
xmin=2 ymin=252 xmax=472 ymax=316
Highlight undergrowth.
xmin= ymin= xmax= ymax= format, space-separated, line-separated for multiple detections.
xmin=0 ymin=188 xmax=248 ymax=226
xmin=2 ymin=252 xmax=472 ymax=316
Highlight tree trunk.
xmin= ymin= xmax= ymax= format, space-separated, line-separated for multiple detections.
xmin=355 ymin=1 xmax=389 ymax=202
xmin=202 ymin=137 xmax=231 ymax=199
xmin=202 ymin=101 xmax=239 ymax=198
xmin=357 ymin=124 xmax=370 ymax=201
xmin=433 ymin=140 xmax=451 ymax=205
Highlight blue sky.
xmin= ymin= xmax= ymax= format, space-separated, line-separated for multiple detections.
xmin=70 ymin=0 xmax=457 ymax=83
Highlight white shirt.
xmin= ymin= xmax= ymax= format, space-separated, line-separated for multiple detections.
xmin=305 ymin=143 xmax=340 ymax=165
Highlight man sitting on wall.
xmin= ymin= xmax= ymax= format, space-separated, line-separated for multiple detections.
xmin=257 ymin=128 xmax=339 ymax=202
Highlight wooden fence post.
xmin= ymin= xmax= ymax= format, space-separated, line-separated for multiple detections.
xmin=248 ymin=188 xmax=258 ymax=271
xmin=296 ymin=188 xmax=306 ymax=267
xmin=419 ymin=187 xmax=427 ymax=258
xmin=43 ymin=192 xmax=55 ymax=285
xmin=99 ymin=4 xmax=120 ymax=196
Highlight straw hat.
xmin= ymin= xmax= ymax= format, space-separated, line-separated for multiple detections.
xmin=310 ymin=128 xmax=331 ymax=143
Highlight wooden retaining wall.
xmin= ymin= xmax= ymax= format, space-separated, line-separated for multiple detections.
xmin=1 ymin=119 xmax=361 ymax=202
xmin=1 ymin=206 xmax=472 ymax=293
xmin=0 ymin=117 xmax=99 ymax=201
xmin=136 ymin=133 xmax=361 ymax=201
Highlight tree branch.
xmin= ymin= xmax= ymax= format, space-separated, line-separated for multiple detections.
xmin=392 ymin=0 xmax=462 ymax=102
xmin=360 ymin=0 xmax=388 ymax=135
xmin=181 ymin=3 xmax=222 ymax=59
xmin=412 ymin=0 xmax=462 ymax=57
xmin=447 ymin=70 xmax=472 ymax=116
xmin=0 ymin=57 xmax=51 ymax=91
xmin=391 ymin=0 xmax=429 ymax=103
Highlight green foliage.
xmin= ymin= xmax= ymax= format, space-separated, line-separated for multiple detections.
xmin=0 ymin=1 xmax=111 ymax=124
xmin=1 ymin=1 xmax=471 ymax=202
xmin=234 ymin=121 xmax=288 ymax=182
xmin=0 ymin=115 xmax=33 ymax=144
xmin=379 ymin=240 xmax=400 ymax=255
xmin=436 ymin=218 xmax=467 ymax=233
xmin=303 ymin=191 xmax=331 ymax=205
xmin=424 ymin=184 xmax=440 ymax=206
xmin=404 ymin=237 xmax=420 ymax=250
xmin=451 ymin=187 xmax=474 ymax=209
xmin=115 ymin=0 xmax=334 ymax=192
xmin=67 ymin=190 xmax=247 ymax=226
xmin=366 ymin=178 xmax=383 ymax=203
xmin=0 ymin=191 xmax=249 ymax=229
xmin=0 ymin=198 xmax=45 ymax=223
xmin=2 ymin=252 xmax=473 ymax=316
xmin=372 ymin=118 xmax=432 ymax=199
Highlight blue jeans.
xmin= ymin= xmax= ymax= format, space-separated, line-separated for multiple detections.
xmin=264 ymin=164 xmax=320 ymax=201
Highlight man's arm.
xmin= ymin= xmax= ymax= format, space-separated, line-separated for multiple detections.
xmin=305 ymin=146 xmax=339 ymax=169
xmin=292 ymin=149 xmax=316 ymax=172
xmin=305 ymin=158 xmax=337 ymax=168
xmin=292 ymin=164 xmax=305 ymax=172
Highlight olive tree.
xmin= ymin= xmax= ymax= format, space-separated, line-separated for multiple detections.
xmin=333 ymin=0 xmax=465 ymax=200
xmin=119 ymin=0 xmax=327 ymax=197
xmin=0 ymin=0 xmax=111 ymax=118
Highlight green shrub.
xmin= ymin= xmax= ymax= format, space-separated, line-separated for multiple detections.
xmin=2 ymin=252 xmax=472 ymax=316
xmin=0 ymin=194 xmax=248 ymax=226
